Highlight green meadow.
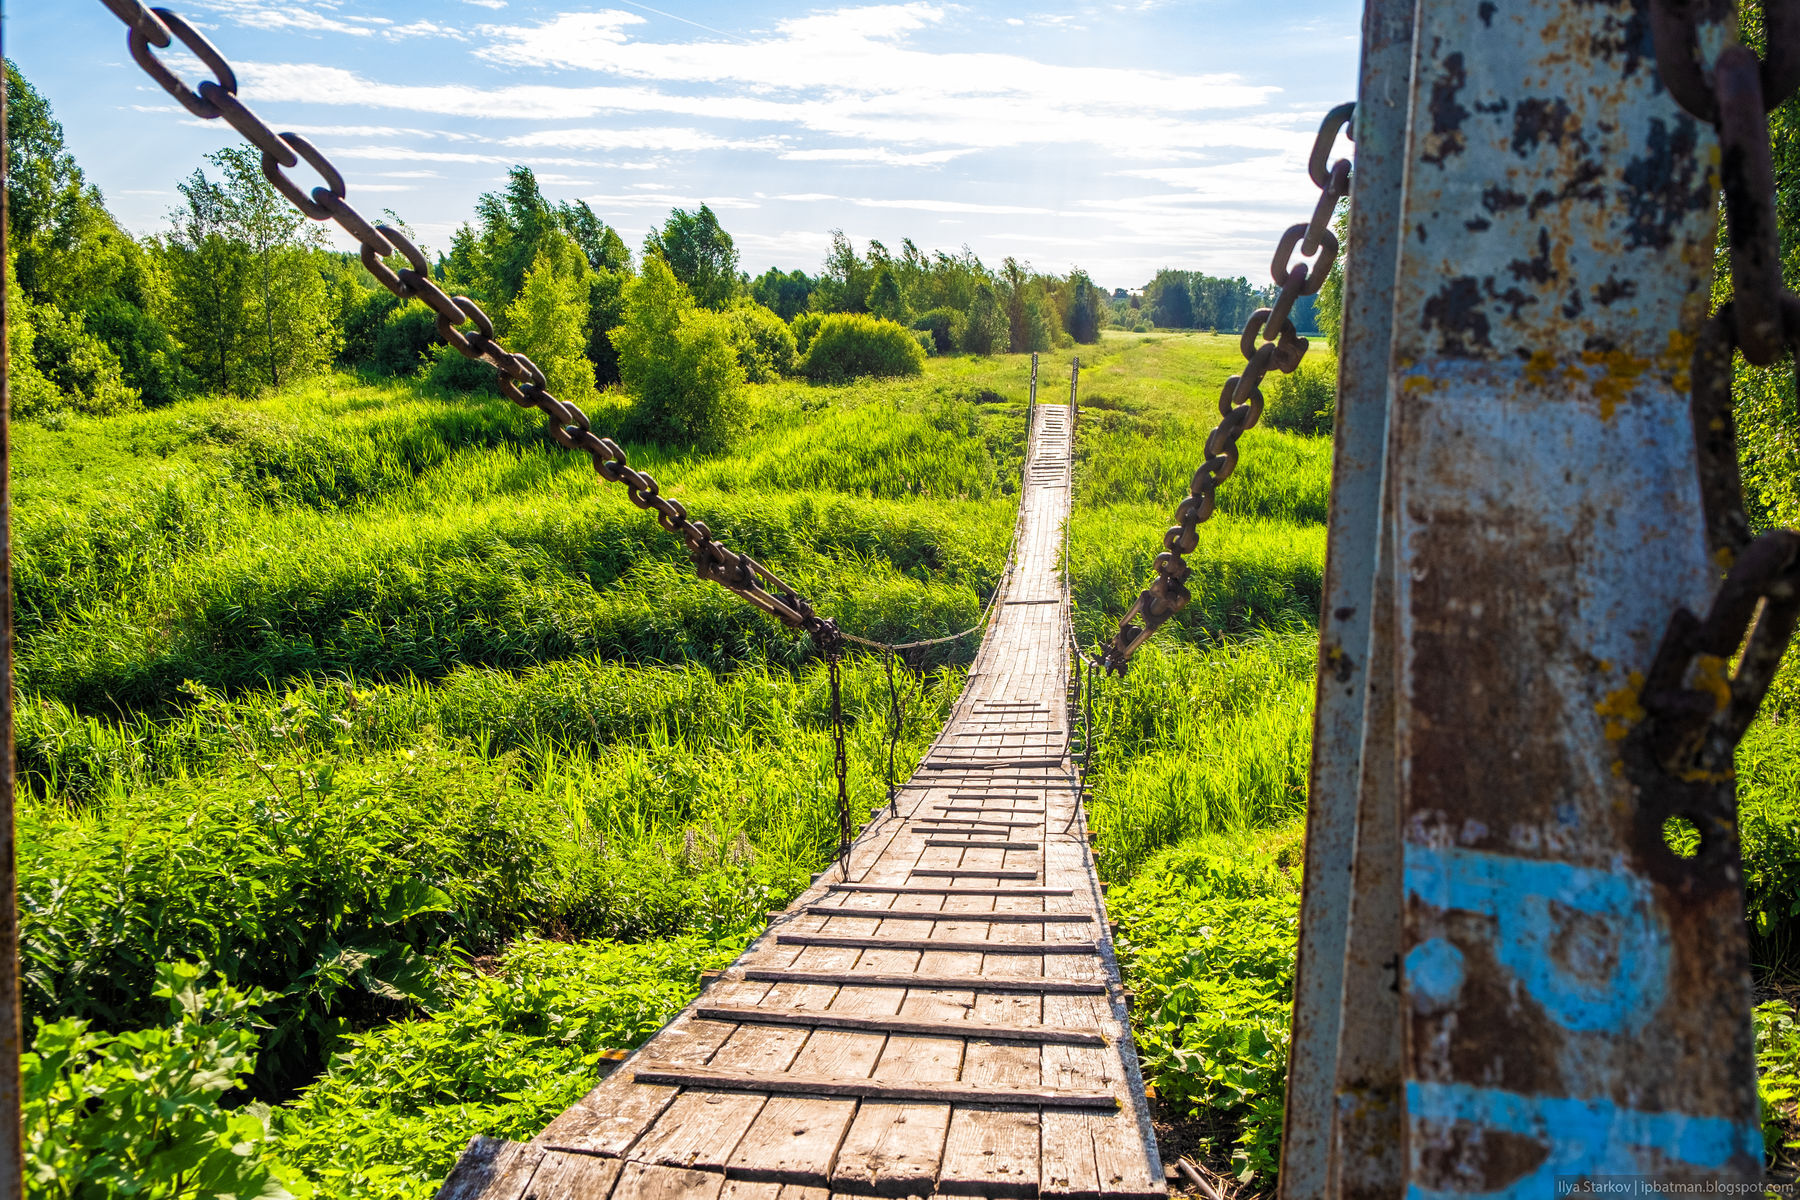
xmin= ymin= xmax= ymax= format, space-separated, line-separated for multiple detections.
xmin=18 ymin=331 xmax=1800 ymax=1193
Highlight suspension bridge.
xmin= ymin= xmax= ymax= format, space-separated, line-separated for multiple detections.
xmin=434 ymin=399 xmax=1169 ymax=1200
xmin=20 ymin=1 xmax=1799 ymax=1197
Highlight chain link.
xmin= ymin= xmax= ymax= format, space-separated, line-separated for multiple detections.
xmin=99 ymin=0 xmax=845 ymax=657
xmin=1636 ymin=6 xmax=1800 ymax=782
xmin=1095 ymin=102 xmax=1353 ymax=673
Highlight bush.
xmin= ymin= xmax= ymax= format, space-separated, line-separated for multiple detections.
xmin=340 ymin=289 xmax=401 ymax=369
xmin=799 ymin=314 xmax=926 ymax=383
xmin=1111 ymin=825 xmax=1303 ymax=1184
xmin=25 ymin=961 xmax=305 ymax=1199
xmin=913 ymin=329 xmax=936 ymax=358
xmin=914 ymin=307 xmax=965 ymax=355
xmin=1262 ymin=359 xmax=1336 ymax=436
xmin=505 ymin=249 xmax=596 ymax=403
xmin=80 ymin=295 xmax=190 ymax=406
xmin=425 ymin=343 xmax=501 ymax=393
xmin=791 ymin=311 xmax=824 ymax=354
xmin=22 ymin=300 xmax=140 ymax=418
xmin=373 ymin=301 xmax=440 ymax=377
xmin=616 ymin=256 xmax=746 ymax=449
xmin=728 ymin=302 xmax=798 ymax=381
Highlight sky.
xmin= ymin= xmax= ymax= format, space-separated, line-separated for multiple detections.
xmin=11 ymin=1 xmax=1361 ymax=291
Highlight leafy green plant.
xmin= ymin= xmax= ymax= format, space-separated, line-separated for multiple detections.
xmin=24 ymin=960 xmax=306 ymax=1199
xmin=1110 ymin=826 xmax=1303 ymax=1184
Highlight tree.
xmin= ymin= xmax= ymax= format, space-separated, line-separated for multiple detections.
xmin=507 ymin=246 xmax=598 ymax=403
xmin=961 ymin=284 xmax=1007 ymax=355
xmin=644 ymin=205 xmax=740 ymax=309
xmin=812 ymin=230 xmax=873 ymax=314
xmin=163 ymin=147 xmax=335 ymax=393
xmin=615 ymin=257 xmax=745 ymax=449
xmin=1001 ymin=257 xmax=1031 ymax=352
xmin=751 ymin=268 xmax=815 ymax=321
xmin=1064 ymin=269 xmax=1101 ymax=344
xmin=1147 ymin=269 xmax=1195 ymax=329
xmin=867 ymin=265 xmax=908 ymax=324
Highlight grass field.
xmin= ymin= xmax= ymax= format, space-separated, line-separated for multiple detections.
xmin=18 ymin=331 xmax=1800 ymax=1194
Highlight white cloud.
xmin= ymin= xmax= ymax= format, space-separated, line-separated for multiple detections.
xmin=504 ymin=127 xmax=787 ymax=153
xmin=780 ymin=147 xmax=970 ymax=166
xmin=579 ymin=191 xmax=761 ymax=210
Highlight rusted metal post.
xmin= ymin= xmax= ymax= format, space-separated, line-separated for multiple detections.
xmin=1068 ymin=355 xmax=1079 ymax=410
xmin=0 ymin=9 xmax=22 ymax=1193
xmin=1276 ymin=0 xmax=1412 ymax=1193
xmin=1368 ymin=0 xmax=1760 ymax=1189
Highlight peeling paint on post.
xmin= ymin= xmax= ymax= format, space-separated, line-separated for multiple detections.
xmin=1383 ymin=0 xmax=1761 ymax=1191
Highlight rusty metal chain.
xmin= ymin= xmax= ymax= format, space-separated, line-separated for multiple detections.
xmin=1094 ymin=102 xmax=1354 ymax=673
xmin=1631 ymin=4 xmax=1800 ymax=792
xmin=100 ymin=0 xmax=844 ymax=658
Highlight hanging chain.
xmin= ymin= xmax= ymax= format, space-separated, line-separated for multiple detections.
xmin=883 ymin=649 xmax=903 ymax=816
xmin=1635 ymin=3 xmax=1800 ymax=790
xmin=98 ymin=0 xmax=843 ymax=654
xmin=1095 ymin=103 xmax=1354 ymax=673
xmin=828 ymin=652 xmax=851 ymax=870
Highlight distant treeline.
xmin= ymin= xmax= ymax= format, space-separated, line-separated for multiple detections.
xmin=7 ymin=55 xmax=1314 ymax=425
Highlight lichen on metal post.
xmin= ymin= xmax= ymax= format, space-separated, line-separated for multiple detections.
xmin=1385 ymin=0 xmax=1762 ymax=1189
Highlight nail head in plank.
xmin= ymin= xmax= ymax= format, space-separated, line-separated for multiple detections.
xmin=632 ymin=1067 xmax=1117 ymax=1111
xmin=693 ymin=1003 xmax=1106 ymax=1046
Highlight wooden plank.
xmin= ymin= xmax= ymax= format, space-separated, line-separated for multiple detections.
xmin=626 ymin=1018 xmax=812 ymax=1172
xmin=743 ymin=969 xmax=1105 ymax=994
xmin=828 ymin=885 xmax=1072 ymax=897
xmin=924 ymin=840 xmax=1038 ymax=851
xmin=924 ymin=760 xmax=1061 ymax=770
xmin=776 ymin=935 xmax=1093 ymax=954
xmin=610 ymin=1163 xmax=726 ymax=1200
xmin=805 ymin=907 xmax=1088 ymax=925
xmin=632 ymin=1067 xmax=1116 ymax=1110
xmin=536 ymin=1018 xmax=742 ymax=1157
xmin=520 ymin=1151 xmax=625 ymax=1200
xmin=909 ymin=869 xmax=1038 ymax=880
xmin=693 ymin=1003 xmax=1106 ymax=1046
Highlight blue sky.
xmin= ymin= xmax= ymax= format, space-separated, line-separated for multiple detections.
xmin=13 ymin=1 xmax=1360 ymax=290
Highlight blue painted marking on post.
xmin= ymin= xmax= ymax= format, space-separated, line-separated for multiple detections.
xmin=1402 ymin=845 xmax=1670 ymax=1033
xmin=1403 ymin=938 xmax=1465 ymax=1012
xmin=1403 ymin=1080 xmax=1762 ymax=1199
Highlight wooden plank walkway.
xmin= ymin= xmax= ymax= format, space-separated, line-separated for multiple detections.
xmin=437 ymin=402 xmax=1165 ymax=1200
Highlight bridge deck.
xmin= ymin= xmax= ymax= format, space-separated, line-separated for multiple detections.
xmin=438 ymin=403 xmax=1165 ymax=1200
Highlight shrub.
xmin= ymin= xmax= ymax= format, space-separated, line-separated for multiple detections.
xmin=23 ymin=300 xmax=140 ymax=418
xmin=373 ymin=301 xmax=439 ymax=377
xmin=506 ymin=248 xmax=596 ymax=403
xmin=425 ymin=343 xmax=501 ymax=393
xmin=728 ymin=302 xmax=798 ymax=382
xmin=913 ymin=307 xmax=965 ymax=355
xmin=791 ymin=311 xmax=824 ymax=354
xmin=340 ymin=289 xmax=401 ymax=369
xmin=913 ymin=329 xmax=937 ymax=358
xmin=81 ymin=295 xmax=190 ymax=406
xmin=24 ymin=961 xmax=305 ymax=1199
xmin=799 ymin=314 xmax=926 ymax=383
xmin=616 ymin=256 xmax=746 ymax=449
xmin=1262 ymin=359 xmax=1337 ymax=436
